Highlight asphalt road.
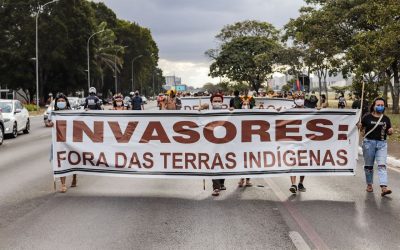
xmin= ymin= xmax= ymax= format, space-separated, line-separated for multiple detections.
xmin=0 ymin=103 xmax=399 ymax=250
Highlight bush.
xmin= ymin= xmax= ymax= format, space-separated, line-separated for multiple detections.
xmin=24 ymin=104 xmax=38 ymax=112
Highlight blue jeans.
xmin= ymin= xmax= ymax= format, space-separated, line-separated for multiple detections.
xmin=362 ymin=139 xmax=388 ymax=186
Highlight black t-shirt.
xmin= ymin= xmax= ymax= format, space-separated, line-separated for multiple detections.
xmin=361 ymin=114 xmax=392 ymax=141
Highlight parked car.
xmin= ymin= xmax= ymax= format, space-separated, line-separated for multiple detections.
xmin=0 ymin=99 xmax=30 ymax=138
xmin=0 ymin=109 xmax=4 ymax=145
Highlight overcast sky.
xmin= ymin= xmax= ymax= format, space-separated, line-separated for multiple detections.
xmin=95 ymin=0 xmax=306 ymax=87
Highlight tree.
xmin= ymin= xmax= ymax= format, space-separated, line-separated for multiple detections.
xmin=207 ymin=20 xmax=282 ymax=94
xmin=289 ymin=0 xmax=400 ymax=113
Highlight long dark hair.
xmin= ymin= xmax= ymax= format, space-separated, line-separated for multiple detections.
xmin=369 ymin=97 xmax=386 ymax=113
xmin=54 ymin=93 xmax=71 ymax=111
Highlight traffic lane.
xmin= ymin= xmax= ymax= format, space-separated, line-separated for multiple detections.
xmin=0 ymin=177 xmax=295 ymax=250
xmin=0 ymin=115 xmax=49 ymax=151
xmin=268 ymin=162 xmax=400 ymax=250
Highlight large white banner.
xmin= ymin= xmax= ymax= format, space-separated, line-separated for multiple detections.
xmin=181 ymin=97 xmax=295 ymax=110
xmin=52 ymin=109 xmax=360 ymax=178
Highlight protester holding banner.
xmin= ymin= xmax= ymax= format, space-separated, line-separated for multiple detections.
xmin=47 ymin=93 xmax=77 ymax=193
xmin=230 ymin=90 xmax=253 ymax=188
xmin=241 ymin=90 xmax=255 ymax=109
xmin=210 ymin=93 xmax=226 ymax=196
xmin=229 ymin=90 xmax=242 ymax=110
xmin=319 ymin=94 xmax=328 ymax=109
xmin=289 ymin=92 xmax=307 ymax=194
xmin=161 ymin=90 xmax=182 ymax=110
xmin=112 ymin=93 xmax=127 ymax=110
xmin=360 ymin=98 xmax=393 ymax=196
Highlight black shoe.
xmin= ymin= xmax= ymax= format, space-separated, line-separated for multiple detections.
xmin=220 ymin=185 xmax=226 ymax=191
xmin=289 ymin=185 xmax=297 ymax=194
xmin=298 ymin=183 xmax=306 ymax=192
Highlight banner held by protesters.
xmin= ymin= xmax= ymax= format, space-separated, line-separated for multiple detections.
xmin=52 ymin=109 xmax=360 ymax=179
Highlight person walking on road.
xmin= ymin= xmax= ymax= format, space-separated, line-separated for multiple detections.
xmin=112 ymin=93 xmax=127 ymax=110
xmin=46 ymin=93 xmax=77 ymax=193
xmin=359 ymin=98 xmax=393 ymax=196
xmin=230 ymin=90 xmax=253 ymax=188
xmin=338 ymin=93 xmax=346 ymax=109
xmin=161 ymin=90 xmax=181 ymax=110
xmin=210 ymin=94 xmax=226 ymax=196
xmin=131 ymin=91 xmax=144 ymax=110
xmin=84 ymin=87 xmax=102 ymax=110
xmin=289 ymin=92 xmax=307 ymax=194
xmin=319 ymin=94 xmax=328 ymax=109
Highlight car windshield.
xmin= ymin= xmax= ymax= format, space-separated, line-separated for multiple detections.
xmin=0 ymin=102 xmax=13 ymax=113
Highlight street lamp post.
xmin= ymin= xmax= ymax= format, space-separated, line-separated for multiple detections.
xmin=131 ymin=55 xmax=143 ymax=91
xmin=35 ymin=0 xmax=59 ymax=112
xmin=87 ymin=29 xmax=105 ymax=92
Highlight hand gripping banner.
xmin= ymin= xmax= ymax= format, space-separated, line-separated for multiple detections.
xmin=52 ymin=109 xmax=360 ymax=179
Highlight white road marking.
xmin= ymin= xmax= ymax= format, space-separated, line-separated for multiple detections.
xmin=289 ymin=231 xmax=311 ymax=250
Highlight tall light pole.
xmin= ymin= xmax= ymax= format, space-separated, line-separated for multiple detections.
xmin=114 ymin=46 xmax=127 ymax=93
xmin=87 ymin=29 xmax=105 ymax=92
xmin=35 ymin=0 xmax=59 ymax=111
xmin=131 ymin=55 xmax=143 ymax=91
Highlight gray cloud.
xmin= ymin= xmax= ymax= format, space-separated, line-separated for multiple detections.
xmin=97 ymin=0 xmax=306 ymax=63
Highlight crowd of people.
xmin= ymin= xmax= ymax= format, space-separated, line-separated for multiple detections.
xmin=47 ymin=87 xmax=394 ymax=198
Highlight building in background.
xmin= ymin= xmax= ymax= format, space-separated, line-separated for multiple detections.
xmin=163 ymin=76 xmax=188 ymax=92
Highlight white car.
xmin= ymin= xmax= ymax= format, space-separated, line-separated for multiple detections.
xmin=0 ymin=110 xmax=4 ymax=145
xmin=0 ymin=100 xmax=30 ymax=138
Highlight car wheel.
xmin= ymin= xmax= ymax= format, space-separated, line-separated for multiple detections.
xmin=0 ymin=125 xmax=4 ymax=145
xmin=23 ymin=119 xmax=30 ymax=134
xmin=11 ymin=122 xmax=18 ymax=138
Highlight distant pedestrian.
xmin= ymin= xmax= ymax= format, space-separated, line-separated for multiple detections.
xmin=84 ymin=87 xmax=102 ymax=110
xmin=319 ymin=94 xmax=328 ymax=109
xmin=305 ymin=91 xmax=318 ymax=108
xmin=359 ymin=98 xmax=393 ymax=196
xmin=112 ymin=93 xmax=127 ymax=110
xmin=46 ymin=93 xmax=77 ymax=193
xmin=338 ymin=93 xmax=346 ymax=109
xmin=161 ymin=90 xmax=181 ymax=110
xmin=352 ymin=95 xmax=369 ymax=118
xmin=131 ymin=91 xmax=144 ymax=110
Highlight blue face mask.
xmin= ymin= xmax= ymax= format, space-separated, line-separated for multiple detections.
xmin=57 ymin=102 xmax=66 ymax=110
xmin=375 ymin=106 xmax=385 ymax=113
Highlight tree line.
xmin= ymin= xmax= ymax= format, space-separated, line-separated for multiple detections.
xmin=206 ymin=0 xmax=400 ymax=113
xmin=0 ymin=0 xmax=164 ymax=103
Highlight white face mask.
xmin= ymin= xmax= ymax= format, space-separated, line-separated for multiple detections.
xmin=116 ymin=101 xmax=123 ymax=107
xmin=56 ymin=102 xmax=66 ymax=110
xmin=212 ymin=103 xmax=223 ymax=109
xmin=242 ymin=104 xmax=249 ymax=109
xmin=294 ymin=99 xmax=305 ymax=107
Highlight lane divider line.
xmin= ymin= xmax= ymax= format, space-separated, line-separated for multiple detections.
xmin=265 ymin=178 xmax=330 ymax=250
xmin=289 ymin=231 xmax=311 ymax=250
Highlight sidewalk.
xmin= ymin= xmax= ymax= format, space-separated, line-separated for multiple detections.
xmin=387 ymin=141 xmax=400 ymax=167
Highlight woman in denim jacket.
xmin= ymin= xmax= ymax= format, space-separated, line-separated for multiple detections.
xmin=360 ymin=98 xmax=393 ymax=196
